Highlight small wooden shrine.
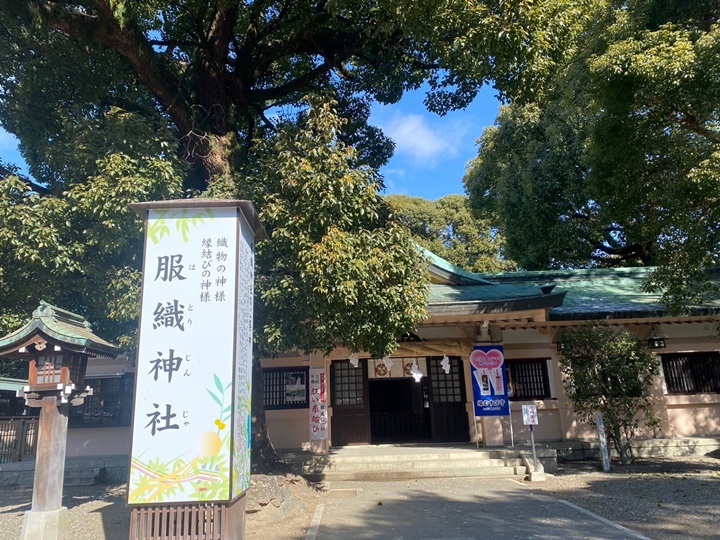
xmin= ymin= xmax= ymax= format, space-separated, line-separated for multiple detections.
xmin=0 ymin=301 xmax=118 ymax=540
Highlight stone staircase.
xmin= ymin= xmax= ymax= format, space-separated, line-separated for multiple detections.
xmin=0 ymin=455 xmax=129 ymax=487
xmin=283 ymin=444 xmax=557 ymax=482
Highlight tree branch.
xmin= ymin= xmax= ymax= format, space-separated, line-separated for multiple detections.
xmin=37 ymin=1 xmax=195 ymax=138
xmin=676 ymin=113 xmax=720 ymax=145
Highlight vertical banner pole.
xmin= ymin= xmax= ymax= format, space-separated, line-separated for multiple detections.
xmin=469 ymin=345 xmax=509 ymax=448
xmin=530 ymin=424 xmax=538 ymax=472
xmin=473 ymin=412 xmax=480 ymax=449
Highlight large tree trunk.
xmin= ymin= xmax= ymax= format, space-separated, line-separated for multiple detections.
xmin=250 ymin=356 xmax=292 ymax=474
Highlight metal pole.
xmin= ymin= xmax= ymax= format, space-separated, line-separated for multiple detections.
xmin=474 ymin=413 xmax=480 ymax=449
xmin=530 ymin=424 xmax=538 ymax=472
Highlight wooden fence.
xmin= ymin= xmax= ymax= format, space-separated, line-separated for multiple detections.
xmin=0 ymin=417 xmax=38 ymax=463
xmin=130 ymin=499 xmax=245 ymax=540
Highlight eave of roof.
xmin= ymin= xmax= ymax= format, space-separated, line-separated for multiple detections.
xmin=0 ymin=301 xmax=119 ymax=358
xmin=419 ymin=245 xmax=495 ymax=286
xmin=428 ymin=283 xmax=566 ymax=315
xmin=0 ymin=377 xmax=26 ymax=392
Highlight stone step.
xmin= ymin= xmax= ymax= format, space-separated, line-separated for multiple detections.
xmin=301 ymin=451 xmax=507 ymax=464
xmin=303 ymin=457 xmax=522 ymax=473
xmin=304 ymin=465 xmax=525 ymax=482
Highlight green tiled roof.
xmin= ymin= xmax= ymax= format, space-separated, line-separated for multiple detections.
xmin=422 ymin=248 xmax=720 ymax=319
xmin=418 ymin=245 xmax=494 ymax=285
xmin=429 ymin=283 xmax=552 ymax=303
xmin=0 ymin=377 xmax=25 ymax=392
xmin=477 ymin=267 xmax=720 ymax=319
xmin=0 ymin=301 xmax=119 ymax=358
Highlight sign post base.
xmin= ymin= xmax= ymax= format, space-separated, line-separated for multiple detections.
xmin=20 ymin=507 xmax=68 ymax=540
xmin=130 ymin=495 xmax=246 ymax=540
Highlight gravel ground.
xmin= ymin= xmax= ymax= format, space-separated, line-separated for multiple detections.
xmin=0 ymin=454 xmax=718 ymax=539
xmin=531 ymin=454 xmax=720 ymax=540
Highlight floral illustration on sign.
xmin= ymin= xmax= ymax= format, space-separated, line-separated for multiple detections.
xmin=147 ymin=208 xmax=215 ymax=245
xmin=129 ymin=374 xmax=232 ymax=504
xmin=232 ymin=379 xmax=252 ymax=495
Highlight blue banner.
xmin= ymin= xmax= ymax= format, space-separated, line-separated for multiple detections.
xmin=470 ymin=345 xmax=510 ymax=416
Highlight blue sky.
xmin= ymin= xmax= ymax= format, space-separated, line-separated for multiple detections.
xmin=371 ymin=84 xmax=501 ymax=200
xmin=0 ymin=86 xmax=501 ymax=201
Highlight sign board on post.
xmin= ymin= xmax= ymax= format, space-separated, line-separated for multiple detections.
xmin=522 ymin=404 xmax=538 ymax=425
xmin=309 ymin=368 xmax=328 ymax=440
xmin=470 ymin=345 xmax=510 ymax=416
xmin=127 ymin=200 xmax=265 ymax=506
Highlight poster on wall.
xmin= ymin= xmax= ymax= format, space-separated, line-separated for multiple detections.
xmin=309 ymin=368 xmax=328 ymax=440
xmin=127 ymin=202 xmax=258 ymax=505
xmin=470 ymin=345 xmax=510 ymax=416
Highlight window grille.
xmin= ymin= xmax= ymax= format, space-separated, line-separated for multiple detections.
xmin=331 ymin=361 xmax=364 ymax=407
xmin=506 ymin=359 xmax=551 ymax=400
xmin=662 ymin=352 xmax=720 ymax=395
xmin=263 ymin=367 xmax=309 ymax=410
xmin=69 ymin=374 xmax=135 ymax=427
xmin=428 ymin=357 xmax=464 ymax=403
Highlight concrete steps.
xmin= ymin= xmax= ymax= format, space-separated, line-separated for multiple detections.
xmin=283 ymin=445 xmax=554 ymax=482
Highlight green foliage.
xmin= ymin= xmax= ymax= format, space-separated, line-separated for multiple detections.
xmin=559 ymin=324 xmax=660 ymax=464
xmin=385 ymin=194 xmax=517 ymax=273
xmin=233 ymin=100 xmax=428 ymax=358
xmin=0 ymin=0 xmax=590 ymax=190
xmin=0 ymin=142 xmax=185 ymax=352
xmin=465 ymin=0 xmax=720 ymax=309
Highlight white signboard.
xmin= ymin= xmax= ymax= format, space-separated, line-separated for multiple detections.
xmin=309 ymin=368 xmax=328 ymax=440
xmin=128 ymin=205 xmax=255 ymax=505
xmin=522 ymin=404 xmax=539 ymax=426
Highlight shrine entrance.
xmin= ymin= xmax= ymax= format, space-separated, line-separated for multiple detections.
xmin=330 ymin=357 xmax=469 ymax=446
xmin=369 ymin=377 xmax=431 ymax=443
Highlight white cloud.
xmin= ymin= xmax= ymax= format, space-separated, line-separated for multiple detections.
xmin=378 ymin=112 xmax=472 ymax=168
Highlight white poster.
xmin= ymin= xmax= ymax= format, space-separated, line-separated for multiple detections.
xmin=128 ymin=205 xmax=253 ymax=505
xmin=309 ymin=368 xmax=328 ymax=440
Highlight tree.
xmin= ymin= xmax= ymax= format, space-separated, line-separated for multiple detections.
xmin=0 ymin=100 xmax=428 ymax=472
xmin=385 ymin=194 xmax=517 ymax=273
xmin=559 ymin=325 xmax=660 ymax=465
xmin=464 ymin=0 xmax=720 ymax=310
xmin=0 ymin=0 xmax=589 ymax=190
xmin=0 ymin=0 xmax=589 ymax=470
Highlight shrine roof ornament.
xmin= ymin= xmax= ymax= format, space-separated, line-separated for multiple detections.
xmin=0 ymin=301 xmax=119 ymax=359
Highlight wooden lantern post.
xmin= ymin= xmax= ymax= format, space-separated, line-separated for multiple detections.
xmin=0 ymin=302 xmax=119 ymax=540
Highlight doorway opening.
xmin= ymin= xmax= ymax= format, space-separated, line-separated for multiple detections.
xmin=368 ymin=377 xmax=431 ymax=443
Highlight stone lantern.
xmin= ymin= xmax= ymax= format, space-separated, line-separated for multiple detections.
xmin=0 ymin=301 xmax=119 ymax=540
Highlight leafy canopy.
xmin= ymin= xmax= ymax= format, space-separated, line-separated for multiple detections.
xmin=385 ymin=194 xmax=517 ymax=274
xmin=0 ymin=0 xmax=591 ymax=190
xmin=464 ymin=0 xmax=720 ymax=309
xmin=229 ymin=101 xmax=429 ymax=358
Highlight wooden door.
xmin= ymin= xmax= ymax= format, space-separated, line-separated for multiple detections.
xmin=427 ymin=356 xmax=470 ymax=443
xmin=330 ymin=359 xmax=370 ymax=446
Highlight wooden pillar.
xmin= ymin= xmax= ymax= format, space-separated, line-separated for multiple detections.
xmin=20 ymin=396 xmax=70 ymax=540
xmin=32 ymin=397 xmax=69 ymax=512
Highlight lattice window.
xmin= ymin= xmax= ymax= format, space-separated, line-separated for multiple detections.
xmin=662 ymin=352 xmax=720 ymax=395
xmin=37 ymin=355 xmax=63 ymax=384
xmin=506 ymin=359 xmax=551 ymax=400
xmin=332 ymin=361 xmax=364 ymax=406
xmin=428 ymin=357 xmax=464 ymax=403
xmin=69 ymin=374 xmax=135 ymax=427
xmin=263 ymin=367 xmax=309 ymax=410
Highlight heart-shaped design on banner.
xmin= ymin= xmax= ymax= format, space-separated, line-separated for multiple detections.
xmin=469 ymin=348 xmax=504 ymax=369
